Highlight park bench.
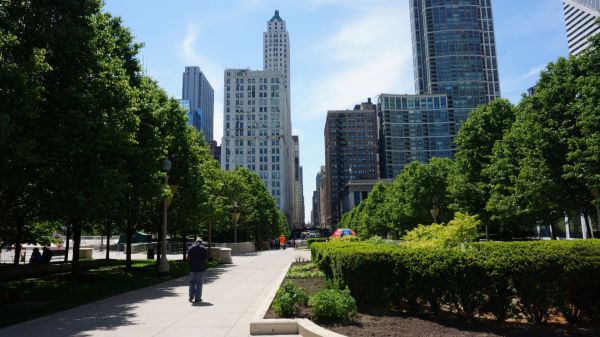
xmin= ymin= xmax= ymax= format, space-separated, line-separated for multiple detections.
xmin=50 ymin=249 xmax=67 ymax=262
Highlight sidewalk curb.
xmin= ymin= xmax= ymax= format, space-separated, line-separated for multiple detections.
xmin=249 ymin=252 xmax=347 ymax=336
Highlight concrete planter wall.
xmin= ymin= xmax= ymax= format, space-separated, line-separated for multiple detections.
xmin=214 ymin=242 xmax=255 ymax=254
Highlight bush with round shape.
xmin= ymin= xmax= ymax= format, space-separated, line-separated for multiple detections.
xmin=309 ymin=288 xmax=357 ymax=322
xmin=272 ymin=281 xmax=308 ymax=317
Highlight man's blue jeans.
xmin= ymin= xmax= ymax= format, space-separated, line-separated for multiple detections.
xmin=189 ymin=271 xmax=204 ymax=301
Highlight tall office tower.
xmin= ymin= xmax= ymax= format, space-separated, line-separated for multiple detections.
xmin=177 ymin=99 xmax=203 ymax=133
xmin=208 ymin=140 xmax=221 ymax=165
xmin=264 ymin=10 xmax=290 ymax=91
xmin=221 ymin=69 xmax=293 ymax=221
xmin=291 ymin=136 xmax=305 ymax=228
xmin=182 ymin=66 xmax=215 ymax=142
xmin=318 ymin=166 xmax=329 ymax=229
xmin=410 ymin=0 xmax=500 ymax=129
xmin=378 ymin=93 xmax=452 ymax=178
xmin=324 ymin=99 xmax=378 ymax=228
xmin=311 ymin=172 xmax=322 ymax=228
xmin=298 ymin=166 xmax=305 ymax=226
xmin=563 ymin=0 xmax=600 ymax=55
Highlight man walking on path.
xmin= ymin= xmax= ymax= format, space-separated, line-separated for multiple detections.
xmin=187 ymin=239 xmax=208 ymax=303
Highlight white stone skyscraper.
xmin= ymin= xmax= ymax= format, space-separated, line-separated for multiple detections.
xmin=263 ymin=10 xmax=290 ymax=91
xmin=182 ymin=66 xmax=214 ymax=142
xmin=563 ymin=0 xmax=600 ymax=55
xmin=221 ymin=70 xmax=293 ymax=219
xmin=222 ymin=10 xmax=295 ymax=226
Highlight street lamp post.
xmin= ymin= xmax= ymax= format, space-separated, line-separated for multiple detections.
xmin=158 ymin=158 xmax=171 ymax=277
xmin=232 ymin=201 xmax=241 ymax=243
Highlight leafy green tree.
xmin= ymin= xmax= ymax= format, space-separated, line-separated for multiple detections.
xmin=449 ymin=99 xmax=516 ymax=232
xmin=564 ymin=32 xmax=600 ymax=233
xmin=341 ymin=182 xmax=392 ymax=238
xmin=0 ymin=0 xmax=52 ymax=262
xmin=392 ymin=158 xmax=455 ymax=233
xmin=0 ymin=1 xmax=143 ymax=271
xmin=486 ymin=54 xmax=592 ymax=238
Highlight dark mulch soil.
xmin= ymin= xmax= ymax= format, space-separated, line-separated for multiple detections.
xmin=323 ymin=308 xmax=600 ymax=337
xmin=266 ymin=262 xmax=600 ymax=337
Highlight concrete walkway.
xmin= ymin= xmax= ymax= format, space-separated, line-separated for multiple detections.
xmin=0 ymin=248 xmax=310 ymax=337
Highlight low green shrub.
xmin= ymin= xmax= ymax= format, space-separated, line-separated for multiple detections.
xmin=311 ymin=239 xmax=600 ymax=323
xmin=287 ymin=263 xmax=324 ymax=279
xmin=272 ymin=281 xmax=308 ymax=317
xmin=309 ymin=288 xmax=357 ymax=322
xmin=365 ymin=235 xmax=396 ymax=246
xmin=403 ymin=212 xmax=480 ymax=248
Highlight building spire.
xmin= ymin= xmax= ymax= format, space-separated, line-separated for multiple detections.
xmin=270 ymin=10 xmax=283 ymax=22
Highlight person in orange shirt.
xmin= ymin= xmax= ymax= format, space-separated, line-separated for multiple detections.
xmin=278 ymin=235 xmax=286 ymax=250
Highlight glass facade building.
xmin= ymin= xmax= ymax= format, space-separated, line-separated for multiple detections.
xmin=182 ymin=66 xmax=215 ymax=143
xmin=410 ymin=0 xmax=500 ymax=130
xmin=378 ymin=94 xmax=452 ymax=178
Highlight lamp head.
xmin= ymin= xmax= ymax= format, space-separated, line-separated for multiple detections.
xmin=162 ymin=158 xmax=172 ymax=172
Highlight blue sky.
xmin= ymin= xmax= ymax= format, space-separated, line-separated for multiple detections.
xmin=104 ymin=0 xmax=569 ymax=221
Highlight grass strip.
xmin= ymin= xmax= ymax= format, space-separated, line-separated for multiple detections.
xmin=0 ymin=259 xmax=218 ymax=328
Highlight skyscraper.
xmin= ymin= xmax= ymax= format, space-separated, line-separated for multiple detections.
xmin=410 ymin=0 xmax=500 ymax=128
xmin=221 ymin=69 xmax=293 ymax=218
xmin=311 ymin=172 xmax=322 ymax=228
xmin=563 ymin=0 xmax=600 ymax=55
xmin=182 ymin=66 xmax=215 ymax=143
xmin=378 ymin=93 xmax=452 ymax=178
xmin=221 ymin=10 xmax=296 ymax=226
xmin=292 ymin=136 xmax=305 ymax=229
xmin=324 ymin=99 xmax=378 ymax=227
xmin=264 ymin=10 xmax=290 ymax=91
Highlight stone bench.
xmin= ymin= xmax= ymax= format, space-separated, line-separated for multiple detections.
xmin=209 ymin=247 xmax=232 ymax=264
xmin=79 ymin=248 xmax=93 ymax=259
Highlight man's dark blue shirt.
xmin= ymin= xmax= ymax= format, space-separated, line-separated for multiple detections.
xmin=188 ymin=244 xmax=208 ymax=272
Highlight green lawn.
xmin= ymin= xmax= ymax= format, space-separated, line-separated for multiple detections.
xmin=0 ymin=259 xmax=218 ymax=328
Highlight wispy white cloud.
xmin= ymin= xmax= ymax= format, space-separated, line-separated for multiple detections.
xmin=306 ymin=0 xmax=393 ymax=10
xmin=179 ymin=22 xmax=225 ymax=143
xmin=294 ymin=1 xmax=414 ymax=121
xmin=502 ymin=64 xmax=545 ymax=97
xmin=517 ymin=65 xmax=545 ymax=82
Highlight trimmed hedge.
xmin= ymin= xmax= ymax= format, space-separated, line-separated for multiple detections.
xmin=311 ymin=240 xmax=600 ymax=323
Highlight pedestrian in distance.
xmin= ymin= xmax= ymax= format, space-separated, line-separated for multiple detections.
xmin=29 ymin=247 xmax=43 ymax=263
xmin=278 ymin=235 xmax=286 ymax=250
xmin=42 ymin=246 xmax=53 ymax=263
xmin=187 ymin=239 xmax=208 ymax=303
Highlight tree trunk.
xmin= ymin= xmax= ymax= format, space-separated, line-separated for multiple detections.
xmin=257 ymin=223 xmax=261 ymax=251
xmin=13 ymin=215 xmax=23 ymax=265
xmin=549 ymin=222 xmax=557 ymax=240
xmin=64 ymin=223 xmax=71 ymax=262
xmin=71 ymin=220 xmax=82 ymax=274
xmin=583 ymin=209 xmax=594 ymax=239
xmin=182 ymin=233 xmax=187 ymax=260
xmin=596 ymin=206 xmax=600 ymax=238
xmin=125 ymin=220 xmax=133 ymax=272
xmin=208 ymin=220 xmax=213 ymax=259
xmin=105 ymin=225 xmax=111 ymax=260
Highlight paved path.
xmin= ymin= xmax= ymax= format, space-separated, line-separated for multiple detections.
xmin=0 ymin=248 xmax=310 ymax=337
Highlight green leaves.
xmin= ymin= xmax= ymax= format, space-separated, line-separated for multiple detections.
xmin=402 ymin=212 xmax=480 ymax=248
xmin=273 ymin=281 xmax=308 ymax=317
xmin=308 ymin=288 xmax=357 ymax=322
xmin=311 ymin=240 xmax=600 ymax=322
